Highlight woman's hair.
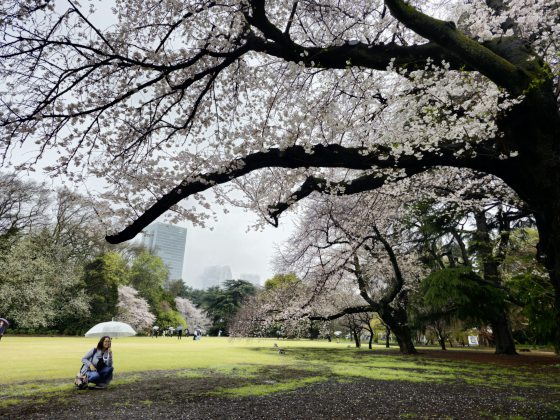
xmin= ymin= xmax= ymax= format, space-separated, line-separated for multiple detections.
xmin=96 ymin=336 xmax=111 ymax=350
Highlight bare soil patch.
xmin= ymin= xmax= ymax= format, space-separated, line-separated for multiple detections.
xmin=2 ymin=349 xmax=559 ymax=419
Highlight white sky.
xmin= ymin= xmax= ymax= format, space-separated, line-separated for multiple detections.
xmin=180 ymin=205 xmax=294 ymax=287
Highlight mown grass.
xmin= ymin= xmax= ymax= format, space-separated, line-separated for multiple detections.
xmin=1 ymin=336 xmax=558 ymax=411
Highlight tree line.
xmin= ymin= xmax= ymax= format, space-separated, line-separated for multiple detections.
xmin=0 ymin=174 xmax=181 ymax=334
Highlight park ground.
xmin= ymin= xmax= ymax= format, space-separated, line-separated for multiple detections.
xmin=0 ymin=337 xmax=559 ymax=419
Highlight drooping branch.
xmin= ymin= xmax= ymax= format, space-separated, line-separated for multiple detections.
xmin=267 ymin=172 xmax=412 ymax=227
xmin=106 ymin=142 xmax=513 ymax=244
xmin=267 ymin=145 xmax=516 ymax=226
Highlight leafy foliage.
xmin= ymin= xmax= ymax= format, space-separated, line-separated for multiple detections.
xmin=503 ymin=229 xmax=556 ymax=344
xmin=264 ymin=273 xmax=299 ymax=290
xmin=82 ymin=252 xmax=129 ymax=325
xmin=421 ymin=267 xmax=507 ymax=322
xmin=199 ymin=280 xmax=258 ymax=335
xmin=0 ymin=230 xmax=88 ymax=329
xmin=130 ymin=251 xmax=169 ymax=307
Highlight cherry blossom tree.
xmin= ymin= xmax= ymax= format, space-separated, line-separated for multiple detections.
xmin=175 ymin=297 xmax=212 ymax=332
xmin=116 ymin=285 xmax=156 ymax=333
xmin=231 ymin=188 xmax=425 ymax=353
xmin=1 ymin=1 xmax=559 ymax=349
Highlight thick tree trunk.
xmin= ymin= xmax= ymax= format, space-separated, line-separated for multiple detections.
xmin=438 ymin=336 xmax=446 ymax=350
xmin=378 ymin=306 xmax=417 ymax=354
xmin=497 ymin=82 xmax=560 ymax=354
xmin=353 ymin=331 xmax=361 ymax=348
xmin=492 ymin=326 xmax=516 ymax=354
xmin=381 ymin=316 xmax=417 ymax=354
xmin=534 ymin=213 xmax=560 ymax=354
xmin=490 ymin=311 xmax=517 ymax=355
xmin=393 ymin=326 xmax=418 ymax=354
xmin=473 ymin=212 xmax=517 ymax=355
xmin=368 ymin=333 xmax=373 ymax=350
xmin=385 ymin=325 xmax=390 ymax=348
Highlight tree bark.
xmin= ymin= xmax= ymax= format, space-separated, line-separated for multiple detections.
xmin=392 ymin=325 xmax=418 ymax=355
xmin=491 ymin=312 xmax=517 ymax=355
xmin=473 ymin=212 xmax=517 ymax=355
xmin=379 ymin=309 xmax=418 ymax=354
xmin=385 ymin=325 xmax=391 ymax=348
xmin=494 ymin=78 xmax=560 ymax=354
xmin=353 ymin=331 xmax=361 ymax=348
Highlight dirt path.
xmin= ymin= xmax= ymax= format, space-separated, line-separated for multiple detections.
xmin=3 ymin=349 xmax=559 ymax=419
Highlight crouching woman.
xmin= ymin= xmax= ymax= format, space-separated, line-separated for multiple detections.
xmin=82 ymin=336 xmax=113 ymax=388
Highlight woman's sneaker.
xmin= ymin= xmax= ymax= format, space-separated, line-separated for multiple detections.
xmin=95 ymin=383 xmax=107 ymax=389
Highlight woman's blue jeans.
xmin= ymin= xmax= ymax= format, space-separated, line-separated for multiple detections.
xmin=87 ymin=366 xmax=113 ymax=385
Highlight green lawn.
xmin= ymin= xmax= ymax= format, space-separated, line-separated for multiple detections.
xmin=1 ymin=336 xmax=320 ymax=383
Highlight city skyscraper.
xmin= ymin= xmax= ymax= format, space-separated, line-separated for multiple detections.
xmin=196 ymin=265 xmax=233 ymax=289
xmin=141 ymin=222 xmax=187 ymax=280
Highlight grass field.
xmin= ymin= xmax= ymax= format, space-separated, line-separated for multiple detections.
xmin=1 ymin=336 xmax=558 ymax=385
xmin=1 ymin=336 xmax=299 ymax=383
xmin=1 ymin=336 xmax=559 ymax=418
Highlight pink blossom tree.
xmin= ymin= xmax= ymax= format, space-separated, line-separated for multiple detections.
xmin=175 ymin=297 xmax=212 ymax=332
xmin=116 ymin=285 xmax=156 ymax=333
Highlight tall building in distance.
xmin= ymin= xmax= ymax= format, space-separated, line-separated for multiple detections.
xmin=141 ymin=222 xmax=187 ymax=280
xmin=196 ymin=265 xmax=233 ymax=289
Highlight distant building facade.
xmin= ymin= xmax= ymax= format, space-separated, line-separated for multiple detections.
xmin=141 ymin=222 xmax=187 ymax=280
xmin=196 ymin=265 xmax=232 ymax=289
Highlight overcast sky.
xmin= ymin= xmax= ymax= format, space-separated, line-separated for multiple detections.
xmin=180 ymin=205 xmax=295 ymax=287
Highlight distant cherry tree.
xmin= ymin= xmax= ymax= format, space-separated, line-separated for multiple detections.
xmin=175 ymin=297 xmax=212 ymax=332
xmin=116 ymin=285 xmax=156 ymax=333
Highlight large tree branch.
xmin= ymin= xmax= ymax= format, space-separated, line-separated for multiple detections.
xmin=244 ymin=0 xmax=467 ymax=71
xmin=244 ymin=0 xmax=533 ymax=92
xmin=308 ymin=305 xmax=373 ymax=321
xmin=248 ymin=33 xmax=467 ymax=72
xmin=266 ymin=172 xmax=414 ymax=227
xmin=106 ymin=142 xmax=515 ymax=244
xmin=353 ymin=255 xmax=381 ymax=312
xmin=383 ymin=0 xmax=531 ymax=94
xmin=372 ymin=226 xmax=405 ymax=306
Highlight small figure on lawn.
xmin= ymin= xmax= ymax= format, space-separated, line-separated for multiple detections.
xmin=81 ymin=336 xmax=114 ymax=389
xmin=0 ymin=318 xmax=8 ymax=341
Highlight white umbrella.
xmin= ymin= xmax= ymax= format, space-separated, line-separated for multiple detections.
xmin=85 ymin=321 xmax=136 ymax=338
